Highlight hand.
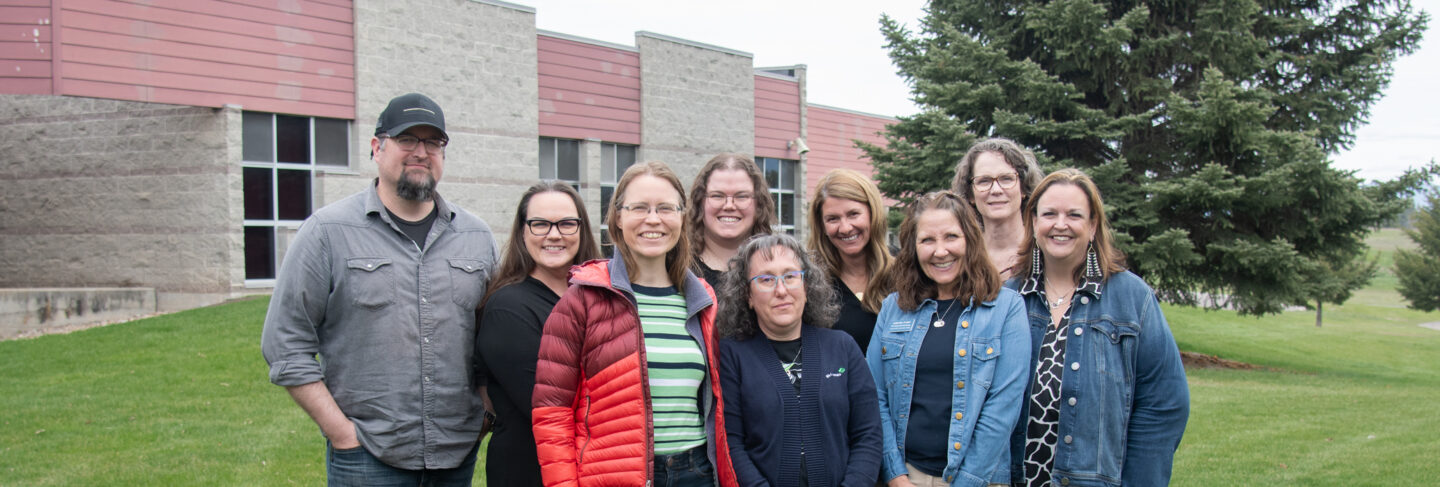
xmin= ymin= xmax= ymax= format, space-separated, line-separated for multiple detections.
xmin=328 ymin=418 xmax=361 ymax=450
xmin=888 ymin=475 xmax=917 ymax=487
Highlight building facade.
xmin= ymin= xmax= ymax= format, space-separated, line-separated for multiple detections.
xmin=0 ymin=0 xmax=896 ymax=311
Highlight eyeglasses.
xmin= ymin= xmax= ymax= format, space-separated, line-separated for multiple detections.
xmin=706 ymin=192 xmax=754 ymax=207
xmin=620 ymin=203 xmax=683 ymax=217
xmin=382 ymin=134 xmax=448 ymax=154
xmin=750 ymin=270 xmax=805 ymax=292
xmin=971 ymin=173 xmax=1019 ymax=192
xmin=526 ymin=218 xmax=581 ymax=236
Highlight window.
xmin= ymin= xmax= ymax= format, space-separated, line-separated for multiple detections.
xmin=599 ymin=143 xmax=637 ymax=256
xmin=758 ymin=157 xmax=798 ymax=234
xmin=538 ymin=137 xmax=580 ymax=188
xmin=243 ymin=112 xmax=350 ymax=282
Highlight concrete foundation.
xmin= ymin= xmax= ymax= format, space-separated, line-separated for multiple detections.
xmin=1 ymin=288 xmax=158 ymax=340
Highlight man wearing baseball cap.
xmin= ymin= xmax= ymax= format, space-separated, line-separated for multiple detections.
xmin=263 ymin=92 xmax=496 ymax=485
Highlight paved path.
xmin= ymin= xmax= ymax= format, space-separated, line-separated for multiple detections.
xmin=1420 ymin=322 xmax=1440 ymax=332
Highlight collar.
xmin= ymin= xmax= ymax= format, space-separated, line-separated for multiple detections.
xmin=362 ymin=178 xmax=454 ymax=222
xmin=1019 ymin=247 xmax=1104 ymax=298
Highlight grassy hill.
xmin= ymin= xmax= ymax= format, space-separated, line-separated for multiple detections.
xmin=1 ymin=228 xmax=1436 ymax=485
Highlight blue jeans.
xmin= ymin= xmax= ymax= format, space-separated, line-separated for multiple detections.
xmin=652 ymin=445 xmax=715 ymax=487
xmin=326 ymin=441 xmax=477 ymax=487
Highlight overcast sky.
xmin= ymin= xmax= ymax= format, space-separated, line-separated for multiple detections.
xmin=525 ymin=0 xmax=1438 ymax=183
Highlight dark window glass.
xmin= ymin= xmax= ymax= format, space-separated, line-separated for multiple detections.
xmin=244 ymin=226 xmax=276 ymax=280
xmin=781 ymin=160 xmax=796 ymax=190
xmin=781 ymin=193 xmax=795 ymax=225
xmin=557 ymin=139 xmax=580 ymax=182
xmin=764 ymin=157 xmax=780 ymax=188
xmin=276 ymin=115 xmax=310 ymax=164
xmin=602 ymin=144 xmax=617 ymax=182
xmin=539 ymin=139 xmax=556 ymax=179
xmin=242 ymin=112 xmax=273 ymax=162
xmin=276 ymin=169 xmax=311 ymax=221
xmin=601 ymin=186 xmax=614 ymax=223
xmin=243 ymin=167 xmax=273 ymax=220
xmin=601 ymin=229 xmax=614 ymax=257
xmin=314 ymin=117 xmax=348 ymax=166
xmin=616 ymin=145 xmax=636 ymax=174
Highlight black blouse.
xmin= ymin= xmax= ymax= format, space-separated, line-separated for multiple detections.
xmin=475 ymin=276 xmax=559 ymax=487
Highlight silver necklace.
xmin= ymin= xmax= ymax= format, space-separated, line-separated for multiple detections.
xmin=933 ymin=297 xmax=960 ymax=327
xmin=1044 ymin=277 xmax=1074 ymax=310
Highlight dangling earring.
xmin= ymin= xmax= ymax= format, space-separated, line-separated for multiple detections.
xmin=1031 ymin=246 xmax=1043 ymax=276
xmin=1085 ymin=241 xmax=1100 ymax=278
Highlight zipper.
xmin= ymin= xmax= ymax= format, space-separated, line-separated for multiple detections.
xmin=578 ymin=394 xmax=592 ymax=460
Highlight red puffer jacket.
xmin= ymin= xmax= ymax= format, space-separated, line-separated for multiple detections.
xmin=532 ymin=257 xmax=738 ymax=487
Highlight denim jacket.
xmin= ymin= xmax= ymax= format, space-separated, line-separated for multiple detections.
xmin=866 ymin=289 xmax=1030 ymax=487
xmin=1006 ymin=271 xmax=1189 ymax=487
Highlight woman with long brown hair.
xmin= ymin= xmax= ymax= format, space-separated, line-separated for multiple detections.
xmin=868 ymin=191 xmax=1029 ymax=487
xmin=687 ymin=153 xmax=775 ymax=284
xmin=475 ymin=181 xmax=600 ymax=486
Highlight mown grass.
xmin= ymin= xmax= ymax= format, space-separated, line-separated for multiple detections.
xmin=1 ymin=229 xmax=1435 ymax=485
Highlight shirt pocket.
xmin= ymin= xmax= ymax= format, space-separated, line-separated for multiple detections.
xmin=969 ymin=337 xmax=1002 ymax=389
xmin=345 ymin=257 xmax=395 ymax=309
xmin=447 ymin=258 xmax=488 ymax=309
xmin=1086 ymin=320 xmax=1138 ymax=380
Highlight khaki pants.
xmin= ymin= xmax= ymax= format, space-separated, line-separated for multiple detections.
xmin=901 ymin=463 xmax=1008 ymax=487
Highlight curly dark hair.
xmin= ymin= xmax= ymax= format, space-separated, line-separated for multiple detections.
xmin=889 ymin=191 xmax=1002 ymax=311
xmin=716 ymin=234 xmax=839 ymax=340
xmin=686 ymin=153 xmax=775 ymax=260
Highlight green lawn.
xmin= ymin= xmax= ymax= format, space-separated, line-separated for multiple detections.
xmin=2 ymin=229 xmax=1437 ymax=485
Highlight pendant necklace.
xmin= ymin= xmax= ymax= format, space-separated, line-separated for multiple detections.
xmin=1044 ymin=277 xmax=1073 ymax=310
xmin=933 ymin=297 xmax=959 ymax=327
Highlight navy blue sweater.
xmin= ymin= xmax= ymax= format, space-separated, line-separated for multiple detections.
xmin=720 ymin=326 xmax=883 ymax=487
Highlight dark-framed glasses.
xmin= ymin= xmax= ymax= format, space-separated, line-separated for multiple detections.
xmin=706 ymin=192 xmax=755 ymax=207
xmin=750 ymin=270 xmax=805 ymax=292
xmin=526 ymin=218 xmax=582 ymax=236
xmin=972 ymin=173 xmax=1019 ymax=192
xmin=382 ymin=134 xmax=448 ymax=154
xmin=620 ymin=203 xmax=683 ymax=217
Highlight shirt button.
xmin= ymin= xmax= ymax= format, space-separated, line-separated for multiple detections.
xmin=1068 ymin=397 xmax=1077 ymax=406
xmin=986 ymin=347 xmax=994 ymax=354
xmin=1071 ymin=362 xmax=1080 ymax=371
xmin=881 ymin=347 xmax=887 ymax=354
xmin=1063 ymin=435 xmax=1073 ymax=444
xmin=954 ymin=412 xmax=964 ymax=420
xmin=953 ymin=442 xmax=962 ymax=450
xmin=1080 ymin=296 xmax=1089 ymax=304
xmin=958 ymin=349 xmax=967 ymax=357
xmin=366 ymin=264 xmax=373 ymax=269
xmin=421 ymin=297 xmax=428 ymax=304
xmin=956 ymin=381 xmax=965 ymax=389
xmin=423 ymin=337 xmax=430 ymax=343
xmin=960 ymin=320 xmax=969 ymax=328
xmin=1074 ymin=327 xmax=1084 ymax=336
xmin=1060 ymin=478 xmax=1070 ymax=486
xmin=424 ymin=377 xmax=431 ymax=382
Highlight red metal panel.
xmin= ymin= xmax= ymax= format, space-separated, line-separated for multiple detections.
xmin=40 ymin=1 xmax=355 ymax=118
xmin=0 ymin=59 xmax=50 ymax=77
xmin=0 ymin=41 xmax=51 ymax=60
xmin=64 ymin=29 xmax=353 ymax=77
xmin=64 ymin=78 xmax=353 ymax=118
xmin=0 ymin=77 xmax=50 ymax=94
xmin=754 ymin=75 xmax=801 ymax=158
xmin=804 ymin=106 xmax=896 ymax=193
xmin=68 ymin=0 xmax=352 ymax=47
xmin=62 ymin=10 xmax=352 ymax=63
xmin=63 ymin=63 xmax=352 ymax=105
xmin=537 ymin=34 xmax=640 ymax=143
xmin=0 ymin=6 xmax=50 ymax=22
xmin=0 ymin=24 xmax=50 ymax=41
xmin=64 ymin=45 xmax=351 ymax=91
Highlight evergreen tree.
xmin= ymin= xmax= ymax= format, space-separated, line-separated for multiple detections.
xmin=866 ymin=0 xmax=1432 ymax=315
xmin=1396 ymin=191 xmax=1440 ymax=311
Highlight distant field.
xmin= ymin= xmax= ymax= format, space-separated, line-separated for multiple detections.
xmin=1 ymin=229 xmax=1435 ymax=485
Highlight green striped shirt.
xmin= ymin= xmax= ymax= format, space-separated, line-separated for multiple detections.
xmin=632 ymin=285 xmax=707 ymax=455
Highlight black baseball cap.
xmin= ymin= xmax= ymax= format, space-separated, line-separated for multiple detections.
xmin=375 ymin=93 xmax=447 ymax=139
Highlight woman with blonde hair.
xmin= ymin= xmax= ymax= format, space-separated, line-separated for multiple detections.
xmin=806 ymin=169 xmax=894 ymax=352
xmin=532 ymin=162 xmax=739 ymax=487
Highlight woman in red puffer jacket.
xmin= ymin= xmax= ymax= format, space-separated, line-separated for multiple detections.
xmin=532 ymin=161 xmax=738 ymax=487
